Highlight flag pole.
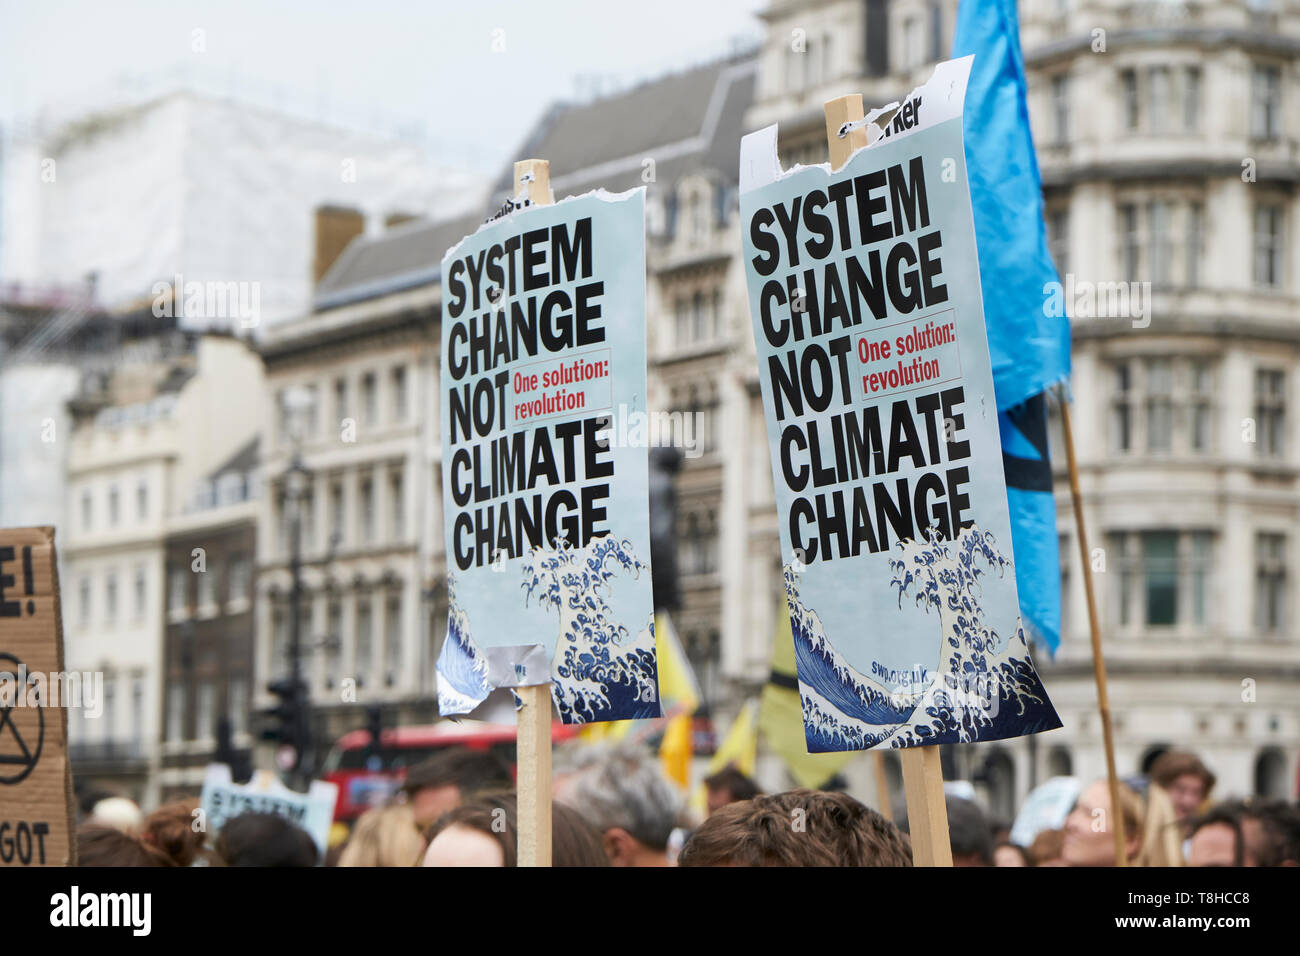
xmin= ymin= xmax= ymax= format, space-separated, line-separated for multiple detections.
xmin=1055 ymin=384 xmax=1127 ymax=866
xmin=825 ymin=93 xmax=949 ymax=864
xmin=514 ymin=158 xmax=555 ymax=868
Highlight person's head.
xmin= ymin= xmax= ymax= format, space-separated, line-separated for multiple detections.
xmin=945 ymin=796 xmax=994 ymax=866
xmin=338 ymin=803 xmax=424 ymax=867
xmin=678 ymin=789 xmax=912 ymax=867
xmin=77 ymin=824 xmax=175 ymax=866
xmin=1187 ymin=800 xmax=1300 ymax=867
xmin=141 ymin=799 xmax=207 ymax=867
xmin=703 ymin=764 xmax=762 ymax=816
xmin=1063 ymin=779 xmax=1145 ymax=866
xmin=1028 ymin=828 xmax=1066 ymax=866
xmin=421 ymin=792 xmax=609 ymax=867
xmin=89 ymin=796 xmax=144 ymax=834
xmin=216 ymin=813 xmax=319 ymax=867
xmin=1148 ymin=750 xmax=1216 ymax=823
xmin=402 ymin=746 xmax=513 ymax=829
xmin=553 ymin=744 xmax=682 ymax=866
xmin=993 ymin=841 xmax=1029 ymax=867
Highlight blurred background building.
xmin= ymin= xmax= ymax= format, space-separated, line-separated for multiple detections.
xmin=1 ymin=0 xmax=1296 ymax=815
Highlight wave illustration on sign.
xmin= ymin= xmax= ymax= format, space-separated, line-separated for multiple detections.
xmin=791 ymin=524 xmax=1062 ymax=753
xmin=523 ymin=535 xmax=659 ymax=724
xmin=435 ymin=576 xmax=494 ymax=717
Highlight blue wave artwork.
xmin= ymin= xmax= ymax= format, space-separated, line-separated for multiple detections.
xmin=791 ymin=525 xmax=1061 ymax=753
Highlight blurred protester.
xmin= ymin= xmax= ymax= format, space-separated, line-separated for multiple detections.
xmin=553 ymin=744 xmax=682 ymax=866
xmin=993 ymin=841 xmax=1030 ymax=867
xmin=945 ymin=795 xmax=994 ymax=867
xmin=338 ymin=804 xmax=424 ymax=867
xmin=141 ymin=799 xmax=212 ymax=867
xmin=678 ymin=789 xmax=911 ymax=867
xmin=990 ymin=819 xmax=1014 ymax=846
xmin=77 ymin=824 xmax=175 ymax=867
xmin=421 ymin=792 xmax=608 ymax=867
xmin=402 ymin=746 xmax=513 ymax=830
xmin=1148 ymin=750 xmax=1216 ymax=824
xmin=703 ymin=764 xmax=761 ymax=816
xmin=216 ymin=813 xmax=318 ymax=867
xmin=1064 ymin=778 xmax=1178 ymax=866
xmin=88 ymin=795 xmax=144 ymax=834
xmin=1028 ymin=828 xmax=1067 ymax=866
xmin=1186 ymin=799 xmax=1300 ymax=867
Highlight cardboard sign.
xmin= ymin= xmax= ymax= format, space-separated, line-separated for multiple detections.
xmin=436 ymin=189 xmax=661 ymax=725
xmin=738 ymin=58 xmax=1060 ymax=752
xmin=200 ymin=764 xmax=337 ymax=861
xmin=0 ymin=526 xmax=76 ymax=866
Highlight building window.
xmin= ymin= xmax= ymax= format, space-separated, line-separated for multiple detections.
xmin=1110 ymin=357 xmax=1214 ymax=456
xmin=196 ymin=681 xmax=215 ymax=742
xmin=1254 ymin=205 xmax=1284 ymax=289
xmin=679 ymin=509 xmax=719 ymax=577
xmin=300 ymin=483 xmax=316 ymax=554
xmin=331 ymin=480 xmax=345 ymax=547
xmin=133 ymin=567 xmax=146 ymax=621
xmin=1051 ymin=73 xmax=1070 ymax=145
xmin=385 ymin=594 xmax=402 ymax=680
xmin=197 ymin=566 xmax=215 ymax=611
xmin=137 ymin=480 xmax=148 ymax=521
xmin=1255 ymin=533 xmax=1287 ymax=636
xmin=334 ymin=377 xmax=349 ymax=424
xmin=362 ymin=372 xmax=377 ymax=426
xmin=326 ymin=602 xmax=342 ymax=685
xmin=81 ymin=491 xmax=92 ymax=533
xmin=270 ymin=607 xmax=288 ymax=679
xmin=1251 ymin=64 xmax=1281 ymax=139
xmin=675 ymin=297 xmax=690 ymax=347
xmin=1046 ymin=209 xmax=1069 ymax=277
xmin=390 ymin=468 xmax=404 ymax=541
xmin=1186 ymin=202 xmax=1202 ymax=289
xmin=1147 ymin=201 xmax=1173 ymax=287
xmin=228 ymin=554 xmax=251 ymax=604
xmin=108 ymin=486 xmax=119 ymax=527
xmin=355 ymin=598 xmax=372 ymax=685
xmin=1108 ymin=530 xmax=1213 ymax=632
xmin=1119 ymin=203 xmax=1140 ymax=280
xmin=391 ymin=366 xmax=408 ymax=422
xmin=1147 ymin=66 xmax=1171 ymax=135
xmin=1254 ymin=368 xmax=1286 ymax=459
xmin=1121 ymin=69 xmax=1139 ymax=130
xmin=168 ymin=568 xmax=188 ymax=616
xmin=79 ymin=576 xmax=91 ymax=626
xmin=360 ymin=478 xmax=374 ymax=544
xmin=1183 ymin=67 xmax=1200 ymax=132
xmin=228 ymin=678 xmax=248 ymax=736
xmin=167 ymin=684 xmax=185 ymax=743
xmin=105 ymin=573 xmax=117 ymax=624
xmin=103 ymin=678 xmax=116 ymax=742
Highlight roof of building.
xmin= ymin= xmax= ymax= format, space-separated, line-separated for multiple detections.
xmin=311 ymin=53 xmax=757 ymax=312
xmin=208 ymin=436 xmax=260 ymax=479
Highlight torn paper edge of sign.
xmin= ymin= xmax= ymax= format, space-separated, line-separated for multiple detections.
xmin=438 ymin=642 xmax=551 ymax=726
xmin=738 ymin=54 xmax=975 ymax=195
xmin=439 ymin=184 xmax=646 ymax=264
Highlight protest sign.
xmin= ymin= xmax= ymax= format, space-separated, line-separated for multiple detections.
xmin=0 ymin=527 xmax=76 ymax=866
xmin=200 ymin=764 xmax=337 ymax=861
xmin=739 ymin=57 xmax=1061 ymax=756
xmin=436 ymin=174 xmax=660 ymax=728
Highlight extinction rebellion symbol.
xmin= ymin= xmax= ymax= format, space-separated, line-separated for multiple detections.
xmin=0 ymin=652 xmax=43 ymax=785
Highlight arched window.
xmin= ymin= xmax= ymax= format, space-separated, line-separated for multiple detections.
xmin=982 ymin=749 xmax=1016 ymax=822
xmin=1047 ymin=746 xmax=1073 ymax=779
xmin=1255 ymin=747 xmax=1288 ymax=799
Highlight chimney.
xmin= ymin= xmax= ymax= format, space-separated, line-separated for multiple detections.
xmin=313 ymin=205 xmax=365 ymax=284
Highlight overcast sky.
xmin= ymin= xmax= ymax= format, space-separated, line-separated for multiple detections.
xmin=0 ymin=0 xmax=765 ymax=174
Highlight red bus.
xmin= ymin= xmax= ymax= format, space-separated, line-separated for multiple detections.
xmin=320 ymin=721 xmax=582 ymax=823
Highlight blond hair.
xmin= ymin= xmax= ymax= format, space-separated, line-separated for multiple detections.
xmin=337 ymin=804 xmax=424 ymax=867
xmin=1135 ymin=783 xmax=1184 ymax=867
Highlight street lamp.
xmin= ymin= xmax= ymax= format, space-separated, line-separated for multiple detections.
xmin=280 ymin=386 xmax=315 ymax=788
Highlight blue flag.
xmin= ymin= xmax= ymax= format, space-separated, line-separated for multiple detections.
xmin=954 ymin=0 xmax=1071 ymax=651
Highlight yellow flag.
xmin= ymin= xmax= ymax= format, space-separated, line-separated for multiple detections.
xmin=758 ymin=608 xmax=854 ymax=789
xmin=689 ymin=698 xmax=759 ymax=816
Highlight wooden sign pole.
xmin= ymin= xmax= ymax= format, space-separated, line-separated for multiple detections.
xmin=824 ymin=96 xmax=951 ymax=866
xmin=1057 ymin=386 xmax=1128 ymax=866
xmin=513 ymin=158 xmax=555 ymax=868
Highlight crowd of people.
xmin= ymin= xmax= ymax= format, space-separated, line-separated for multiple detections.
xmin=72 ymin=745 xmax=1300 ymax=867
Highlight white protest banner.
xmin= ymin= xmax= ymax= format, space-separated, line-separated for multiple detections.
xmin=436 ymin=187 xmax=661 ymax=725
xmin=199 ymin=764 xmax=337 ymax=861
xmin=739 ymin=57 xmax=1060 ymax=753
